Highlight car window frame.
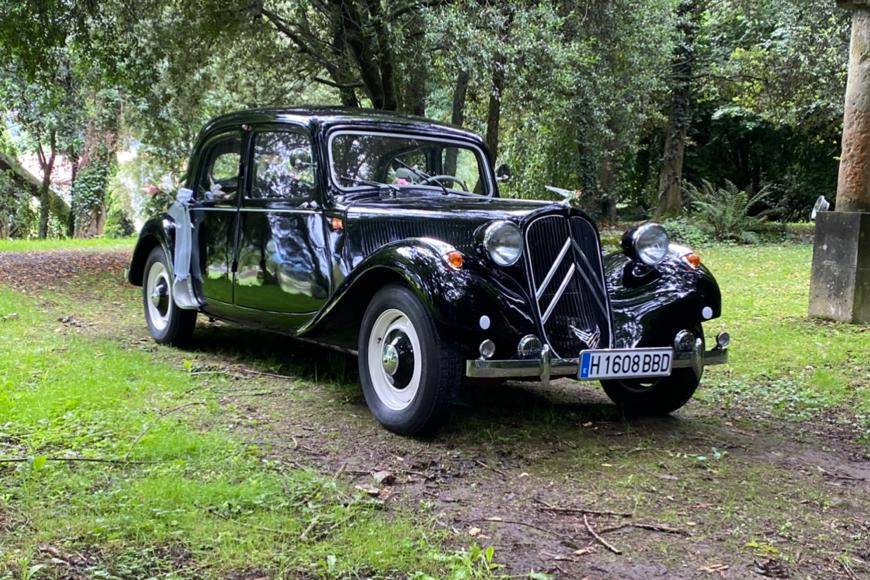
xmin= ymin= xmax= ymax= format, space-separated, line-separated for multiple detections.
xmin=245 ymin=125 xmax=317 ymax=206
xmin=326 ymin=129 xmax=494 ymax=198
xmin=194 ymin=130 xmax=245 ymax=203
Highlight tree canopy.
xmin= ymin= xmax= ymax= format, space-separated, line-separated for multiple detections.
xmin=0 ymin=0 xmax=852 ymax=237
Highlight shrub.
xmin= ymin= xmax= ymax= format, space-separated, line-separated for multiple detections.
xmin=662 ymin=217 xmax=715 ymax=247
xmin=0 ymin=170 xmax=37 ymax=239
xmin=105 ymin=205 xmax=135 ymax=238
xmin=684 ymin=179 xmax=778 ymax=242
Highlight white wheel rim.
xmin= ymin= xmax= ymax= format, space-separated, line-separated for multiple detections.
xmin=146 ymin=260 xmax=172 ymax=332
xmin=367 ymin=308 xmax=422 ymax=411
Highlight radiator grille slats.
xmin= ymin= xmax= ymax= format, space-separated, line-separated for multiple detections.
xmin=525 ymin=215 xmax=611 ymax=358
xmin=358 ymin=220 xmax=476 ymax=257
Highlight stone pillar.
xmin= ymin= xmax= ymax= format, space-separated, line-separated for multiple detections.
xmin=809 ymin=1 xmax=870 ymax=324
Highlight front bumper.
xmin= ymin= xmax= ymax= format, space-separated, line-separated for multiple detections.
xmin=465 ymin=343 xmax=729 ymax=382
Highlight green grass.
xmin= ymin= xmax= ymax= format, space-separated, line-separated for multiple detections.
xmin=700 ymin=245 xmax=869 ymax=431
xmin=0 ymin=236 xmax=135 ymax=253
xmin=0 ymin=288 xmax=489 ymax=578
xmin=0 ymin=239 xmax=866 ymax=576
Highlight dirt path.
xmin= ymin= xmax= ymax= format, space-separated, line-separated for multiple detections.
xmin=2 ymin=248 xmax=867 ymax=579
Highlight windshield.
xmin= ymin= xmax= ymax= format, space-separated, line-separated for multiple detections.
xmin=329 ymin=131 xmax=491 ymax=197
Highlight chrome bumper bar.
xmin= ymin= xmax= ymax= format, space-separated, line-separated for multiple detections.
xmin=465 ymin=344 xmax=729 ymax=382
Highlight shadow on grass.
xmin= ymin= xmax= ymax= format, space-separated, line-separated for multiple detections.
xmin=179 ymin=321 xmax=704 ymax=446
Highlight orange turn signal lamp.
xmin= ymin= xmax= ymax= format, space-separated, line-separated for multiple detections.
xmin=444 ymin=250 xmax=465 ymax=270
xmin=683 ymin=252 xmax=701 ymax=269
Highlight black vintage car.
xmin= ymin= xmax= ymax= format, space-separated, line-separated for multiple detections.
xmin=128 ymin=108 xmax=729 ymax=434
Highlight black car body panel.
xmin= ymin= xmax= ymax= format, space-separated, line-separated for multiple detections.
xmin=130 ymin=107 xmax=725 ymax=378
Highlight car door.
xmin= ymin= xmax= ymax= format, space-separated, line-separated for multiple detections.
xmin=234 ymin=126 xmax=331 ymax=318
xmin=189 ymin=130 xmax=244 ymax=305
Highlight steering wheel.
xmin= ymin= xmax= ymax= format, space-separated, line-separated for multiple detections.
xmin=420 ymin=174 xmax=468 ymax=192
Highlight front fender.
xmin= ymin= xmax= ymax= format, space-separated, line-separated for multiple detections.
xmin=128 ymin=215 xmax=176 ymax=286
xmin=300 ymin=238 xmax=537 ymax=357
xmin=605 ymin=248 xmax=722 ymax=348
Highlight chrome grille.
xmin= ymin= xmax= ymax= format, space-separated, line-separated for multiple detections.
xmin=525 ymin=215 xmax=611 ymax=358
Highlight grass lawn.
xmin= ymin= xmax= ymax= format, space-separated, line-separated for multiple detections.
xmin=0 ymin=237 xmax=136 ymax=254
xmin=0 ymin=287 xmax=492 ymax=578
xmin=0 ymin=240 xmax=867 ymax=578
xmin=701 ymin=245 xmax=868 ymax=434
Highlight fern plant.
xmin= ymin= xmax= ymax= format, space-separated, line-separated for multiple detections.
xmin=684 ymin=179 xmax=778 ymax=242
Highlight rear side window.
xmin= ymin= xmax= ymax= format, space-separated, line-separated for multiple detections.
xmin=250 ymin=130 xmax=314 ymax=202
xmin=198 ymin=133 xmax=242 ymax=201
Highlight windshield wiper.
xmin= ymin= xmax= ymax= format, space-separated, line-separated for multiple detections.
xmin=341 ymin=174 xmax=400 ymax=197
xmin=392 ymin=158 xmax=450 ymax=196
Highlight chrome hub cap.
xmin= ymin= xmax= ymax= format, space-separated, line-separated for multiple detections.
xmin=382 ymin=343 xmax=400 ymax=376
xmin=367 ymin=309 xmax=421 ymax=411
xmin=145 ymin=261 xmax=172 ymax=332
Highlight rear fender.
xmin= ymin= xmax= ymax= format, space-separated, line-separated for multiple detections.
xmin=128 ymin=215 xmax=176 ymax=286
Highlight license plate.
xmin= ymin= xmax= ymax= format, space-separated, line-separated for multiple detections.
xmin=578 ymin=348 xmax=673 ymax=380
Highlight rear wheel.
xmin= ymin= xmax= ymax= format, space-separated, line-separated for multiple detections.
xmin=601 ymin=331 xmax=704 ymax=416
xmin=143 ymin=246 xmax=197 ymax=346
xmin=358 ymin=284 xmax=460 ymax=435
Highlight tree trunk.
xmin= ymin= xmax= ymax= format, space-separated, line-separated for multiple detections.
xmin=401 ymin=12 xmax=427 ymax=116
xmin=835 ymin=5 xmax=870 ymax=212
xmin=66 ymin=154 xmax=79 ymax=237
xmin=36 ymin=134 xmax=57 ymax=239
xmin=38 ymin=178 xmax=51 ymax=239
xmin=599 ymin=149 xmax=618 ymax=224
xmin=656 ymin=0 xmax=702 ymax=218
xmin=485 ymin=58 xmax=505 ymax=164
xmin=444 ymin=69 xmax=470 ymax=175
xmin=74 ymin=113 xmax=118 ymax=237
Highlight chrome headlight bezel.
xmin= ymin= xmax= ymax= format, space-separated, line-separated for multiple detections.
xmin=483 ymin=220 xmax=524 ymax=267
xmin=623 ymin=223 xmax=670 ymax=266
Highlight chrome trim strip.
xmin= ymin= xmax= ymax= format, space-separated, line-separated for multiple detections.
xmin=240 ymin=207 xmax=319 ymax=214
xmin=466 ymin=357 xmax=579 ymax=379
xmin=536 ymin=237 xmax=572 ymax=300
xmin=570 ymin=241 xmax=610 ymax=318
xmin=673 ymin=347 xmax=728 ymax=368
xmin=192 ymin=206 xmax=320 ymax=214
xmin=541 ymin=263 xmax=575 ymax=325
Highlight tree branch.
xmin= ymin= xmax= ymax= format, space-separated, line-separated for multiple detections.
xmin=313 ymin=76 xmax=364 ymax=89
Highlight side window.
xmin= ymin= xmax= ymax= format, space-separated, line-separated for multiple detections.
xmin=198 ymin=133 xmax=242 ymax=201
xmin=250 ymin=131 xmax=314 ymax=201
xmin=442 ymin=147 xmax=483 ymax=193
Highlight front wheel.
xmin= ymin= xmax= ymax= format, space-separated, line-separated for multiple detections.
xmin=601 ymin=367 xmax=702 ymax=416
xmin=358 ymin=284 xmax=461 ymax=435
xmin=142 ymin=246 xmax=197 ymax=346
xmin=601 ymin=331 xmax=704 ymax=416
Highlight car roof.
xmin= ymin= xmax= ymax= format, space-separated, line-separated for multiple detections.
xmin=199 ymin=107 xmax=484 ymax=144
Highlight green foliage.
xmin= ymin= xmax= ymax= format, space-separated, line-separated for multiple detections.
xmin=685 ymin=179 xmax=777 ymax=242
xmin=0 ymin=170 xmax=37 ymax=238
xmin=662 ymin=216 xmax=715 ymax=247
xmin=0 ymin=0 xmax=852 ymax=227
xmin=70 ymin=162 xmax=110 ymax=225
xmin=104 ymin=193 xmax=135 ymax=238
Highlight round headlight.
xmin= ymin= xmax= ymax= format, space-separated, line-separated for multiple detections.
xmin=625 ymin=223 xmax=669 ymax=266
xmin=483 ymin=221 xmax=523 ymax=266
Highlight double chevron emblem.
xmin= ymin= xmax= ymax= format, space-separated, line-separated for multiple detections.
xmin=569 ymin=323 xmax=601 ymax=349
